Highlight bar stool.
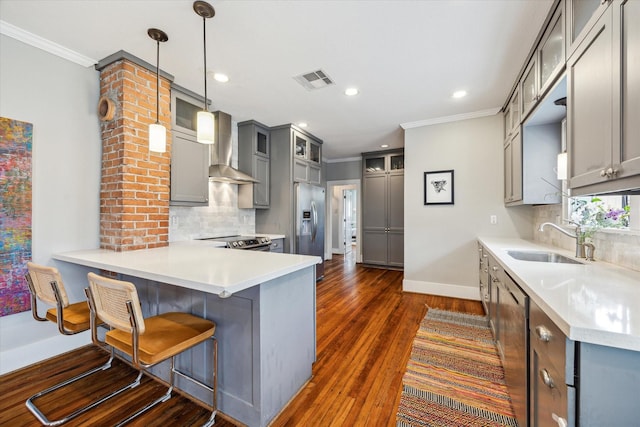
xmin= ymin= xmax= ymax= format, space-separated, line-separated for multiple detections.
xmin=85 ymin=272 xmax=218 ymax=426
xmin=24 ymin=262 xmax=115 ymax=426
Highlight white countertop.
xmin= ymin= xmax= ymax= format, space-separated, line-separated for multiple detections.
xmin=53 ymin=240 xmax=320 ymax=297
xmin=479 ymin=237 xmax=640 ymax=352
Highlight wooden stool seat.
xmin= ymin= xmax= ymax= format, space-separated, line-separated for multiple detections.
xmin=45 ymin=301 xmax=92 ymax=333
xmin=106 ymin=312 xmax=215 ymax=365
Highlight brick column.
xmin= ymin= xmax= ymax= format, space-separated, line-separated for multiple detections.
xmin=98 ymin=57 xmax=171 ymax=251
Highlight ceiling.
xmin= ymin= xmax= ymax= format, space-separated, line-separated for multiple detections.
xmin=0 ymin=0 xmax=554 ymax=160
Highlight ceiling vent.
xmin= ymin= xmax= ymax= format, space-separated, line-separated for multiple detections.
xmin=294 ymin=69 xmax=334 ymax=90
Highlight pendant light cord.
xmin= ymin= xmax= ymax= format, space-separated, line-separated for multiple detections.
xmin=202 ymin=16 xmax=208 ymax=112
xmin=155 ymin=39 xmax=160 ymax=124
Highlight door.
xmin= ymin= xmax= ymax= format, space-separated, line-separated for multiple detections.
xmin=343 ymin=189 xmax=355 ymax=255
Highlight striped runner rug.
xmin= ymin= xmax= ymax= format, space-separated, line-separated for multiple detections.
xmin=396 ymin=308 xmax=518 ymax=427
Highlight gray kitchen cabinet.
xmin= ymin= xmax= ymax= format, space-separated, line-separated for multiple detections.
xmin=538 ymin=3 xmax=566 ymax=98
xmin=362 ymin=150 xmax=404 ymax=268
xmin=292 ymin=129 xmax=322 ymax=185
xmin=567 ymin=0 xmax=640 ymax=195
xmin=566 ymin=0 xmax=609 ymax=58
xmin=269 ymin=238 xmax=284 ymax=253
xmin=521 ymin=58 xmax=538 ymax=120
xmin=520 ymin=1 xmax=565 ymax=122
xmin=487 ymin=253 xmax=501 ymax=346
xmin=504 ymin=128 xmax=523 ymax=204
xmin=530 ymin=301 xmax=640 ymax=427
xmin=478 ymin=243 xmax=490 ymax=315
xmin=479 ymin=240 xmax=640 ymax=427
xmin=529 ymin=298 xmax=575 ymax=427
xmin=505 ymin=78 xmax=564 ymax=207
xmin=255 ymin=124 xmax=323 ymax=253
xmin=504 ymin=88 xmax=521 ymax=140
xmin=170 ymin=86 xmax=209 ymax=206
xmin=238 ymin=120 xmax=270 ymax=209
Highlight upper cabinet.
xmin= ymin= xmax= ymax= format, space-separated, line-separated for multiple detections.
xmin=566 ymin=0 xmax=610 ymax=57
xmin=170 ymin=86 xmax=209 ymax=206
xmin=567 ymin=0 xmax=640 ymax=195
xmin=503 ymin=0 xmax=639 ymax=197
xmin=292 ymin=129 xmax=322 ymax=185
xmin=238 ymin=120 xmax=271 ymax=209
xmin=504 ymin=88 xmax=521 ymax=140
xmin=520 ymin=1 xmax=566 ymax=121
xmin=269 ymin=124 xmax=323 ymax=187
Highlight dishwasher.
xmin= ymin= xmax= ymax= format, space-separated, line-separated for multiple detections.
xmin=499 ymin=270 xmax=529 ymax=427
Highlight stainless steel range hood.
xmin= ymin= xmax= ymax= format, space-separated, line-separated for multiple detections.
xmin=209 ymin=111 xmax=259 ymax=184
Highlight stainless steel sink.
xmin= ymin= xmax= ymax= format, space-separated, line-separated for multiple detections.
xmin=507 ymin=250 xmax=582 ymax=264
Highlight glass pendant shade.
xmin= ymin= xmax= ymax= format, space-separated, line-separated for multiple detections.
xmin=148 ymin=28 xmax=168 ymax=153
xmin=149 ymin=123 xmax=167 ymax=152
xmin=197 ymin=110 xmax=215 ymax=144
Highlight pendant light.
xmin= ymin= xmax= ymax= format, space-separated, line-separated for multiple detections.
xmin=194 ymin=1 xmax=216 ymax=144
xmin=147 ymin=28 xmax=168 ymax=153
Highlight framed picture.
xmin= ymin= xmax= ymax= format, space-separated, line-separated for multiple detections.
xmin=424 ymin=170 xmax=454 ymax=205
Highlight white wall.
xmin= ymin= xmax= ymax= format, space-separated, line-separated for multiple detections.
xmin=403 ymin=114 xmax=533 ymax=299
xmin=0 ymin=35 xmax=102 ymax=373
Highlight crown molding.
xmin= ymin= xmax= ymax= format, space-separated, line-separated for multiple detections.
xmin=400 ymin=107 xmax=501 ymax=130
xmin=0 ymin=20 xmax=97 ymax=67
xmin=324 ymin=156 xmax=362 ymax=164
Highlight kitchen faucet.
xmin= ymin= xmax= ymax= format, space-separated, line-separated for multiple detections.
xmin=538 ymin=221 xmax=587 ymax=258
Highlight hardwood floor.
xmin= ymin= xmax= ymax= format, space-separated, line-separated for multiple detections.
xmin=0 ymin=254 xmax=483 ymax=426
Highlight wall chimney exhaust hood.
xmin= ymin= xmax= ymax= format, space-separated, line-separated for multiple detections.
xmin=209 ymin=111 xmax=259 ymax=184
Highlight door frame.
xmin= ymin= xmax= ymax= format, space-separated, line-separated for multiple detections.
xmin=325 ymin=179 xmax=362 ymax=263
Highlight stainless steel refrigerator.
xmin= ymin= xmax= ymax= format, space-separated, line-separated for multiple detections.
xmin=294 ymin=183 xmax=325 ymax=280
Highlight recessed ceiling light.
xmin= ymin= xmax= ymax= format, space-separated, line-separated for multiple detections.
xmin=298 ymin=122 xmax=308 ymax=128
xmin=381 ymin=144 xmax=389 ymax=148
xmin=452 ymin=90 xmax=467 ymax=98
xmin=345 ymin=87 xmax=359 ymax=96
xmin=213 ymin=73 xmax=229 ymax=83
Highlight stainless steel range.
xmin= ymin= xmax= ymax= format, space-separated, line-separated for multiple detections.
xmin=199 ymin=235 xmax=272 ymax=251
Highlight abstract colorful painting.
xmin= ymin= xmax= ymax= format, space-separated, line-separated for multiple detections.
xmin=0 ymin=117 xmax=33 ymax=316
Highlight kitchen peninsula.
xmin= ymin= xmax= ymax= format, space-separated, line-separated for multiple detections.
xmin=53 ymin=241 xmax=321 ymax=427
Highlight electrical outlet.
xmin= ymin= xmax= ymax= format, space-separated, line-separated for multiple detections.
xmin=171 ymin=216 xmax=178 ymax=226
xmin=490 ymin=215 xmax=497 ymax=225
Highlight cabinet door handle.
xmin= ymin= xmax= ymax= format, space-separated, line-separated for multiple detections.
xmin=491 ymin=266 xmax=499 ymax=272
xmin=540 ymin=368 xmax=555 ymax=388
xmin=600 ymin=169 xmax=607 ymax=177
xmin=535 ymin=325 xmax=553 ymax=342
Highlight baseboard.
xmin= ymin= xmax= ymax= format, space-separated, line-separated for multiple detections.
xmin=0 ymin=331 xmax=90 ymax=375
xmin=402 ymin=279 xmax=480 ymax=301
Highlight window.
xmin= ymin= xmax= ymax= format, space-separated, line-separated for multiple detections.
xmin=567 ymin=195 xmax=638 ymax=231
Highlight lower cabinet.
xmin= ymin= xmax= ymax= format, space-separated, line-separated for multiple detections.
xmin=529 ymin=299 xmax=575 ymax=427
xmin=270 ymin=238 xmax=284 ymax=253
xmin=479 ymin=242 xmax=640 ymax=427
xmin=478 ymin=244 xmax=490 ymax=314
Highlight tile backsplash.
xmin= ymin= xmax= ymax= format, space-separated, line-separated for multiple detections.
xmin=169 ymin=182 xmax=255 ymax=241
xmin=533 ymin=205 xmax=640 ymax=272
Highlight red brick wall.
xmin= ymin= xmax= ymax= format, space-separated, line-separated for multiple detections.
xmin=98 ymin=59 xmax=170 ymax=251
